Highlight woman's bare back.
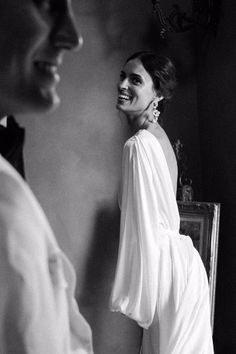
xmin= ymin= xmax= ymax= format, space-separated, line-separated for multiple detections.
xmin=147 ymin=124 xmax=178 ymax=195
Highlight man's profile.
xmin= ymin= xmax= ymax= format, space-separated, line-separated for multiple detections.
xmin=0 ymin=1 xmax=93 ymax=352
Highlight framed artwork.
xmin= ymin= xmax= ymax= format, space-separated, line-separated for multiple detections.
xmin=177 ymin=201 xmax=220 ymax=329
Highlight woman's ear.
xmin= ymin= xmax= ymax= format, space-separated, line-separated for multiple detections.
xmin=153 ymin=95 xmax=163 ymax=105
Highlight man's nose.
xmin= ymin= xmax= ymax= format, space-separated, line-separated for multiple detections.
xmin=53 ymin=10 xmax=83 ymax=51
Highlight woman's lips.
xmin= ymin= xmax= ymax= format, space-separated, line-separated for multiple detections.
xmin=118 ymin=91 xmax=132 ymax=102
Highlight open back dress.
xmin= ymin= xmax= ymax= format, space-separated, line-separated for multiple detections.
xmin=110 ymin=129 xmax=214 ymax=353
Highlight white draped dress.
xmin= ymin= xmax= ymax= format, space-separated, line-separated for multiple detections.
xmin=110 ymin=129 xmax=214 ymax=353
xmin=0 ymin=155 xmax=93 ymax=353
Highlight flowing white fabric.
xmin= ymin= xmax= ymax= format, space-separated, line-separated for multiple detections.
xmin=110 ymin=129 xmax=214 ymax=353
xmin=0 ymin=155 xmax=93 ymax=354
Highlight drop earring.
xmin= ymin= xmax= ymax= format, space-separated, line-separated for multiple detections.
xmin=152 ymin=101 xmax=160 ymax=123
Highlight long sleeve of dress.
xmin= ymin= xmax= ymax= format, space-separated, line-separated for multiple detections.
xmin=110 ymin=137 xmax=161 ymax=329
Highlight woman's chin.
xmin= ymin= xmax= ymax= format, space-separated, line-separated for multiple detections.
xmin=116 ymin=102 xmax=128 ymax=113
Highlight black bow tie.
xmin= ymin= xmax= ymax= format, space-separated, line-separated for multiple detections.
xmin=0 ymin=116 xmax=25 ymax=178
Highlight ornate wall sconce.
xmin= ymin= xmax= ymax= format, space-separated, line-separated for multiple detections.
xmin=151 ymin=0 xmax=220 ymax=38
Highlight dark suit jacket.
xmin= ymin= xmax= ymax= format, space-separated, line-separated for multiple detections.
xmin=0 ymin=116 xmax=25 ymax=178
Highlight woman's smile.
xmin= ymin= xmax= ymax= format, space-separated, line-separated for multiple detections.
xmin=117 ymin=89 xmax=133 ymax=104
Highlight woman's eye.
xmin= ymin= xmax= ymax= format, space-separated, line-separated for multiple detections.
xmin=131 ymin=77 xmax=141 ymax=85
xmin=119 ymin=72 xmax=125 ymax=81
xmin=119 ymin=75 xmax=124 ymax=81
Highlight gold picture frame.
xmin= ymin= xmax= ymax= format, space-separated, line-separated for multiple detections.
xmin=178 ymin=201 xmax=220 ymax=329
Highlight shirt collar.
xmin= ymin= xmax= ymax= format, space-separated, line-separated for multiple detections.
xmin=0 ymin=117 xmax=7 ymax=128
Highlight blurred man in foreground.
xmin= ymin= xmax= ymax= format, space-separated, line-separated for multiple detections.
xmin=0 ymin=1 xmax=93 ymax=353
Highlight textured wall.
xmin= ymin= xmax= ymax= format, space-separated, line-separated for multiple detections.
xmin=18 ymin=0 xmax=201 ymax=352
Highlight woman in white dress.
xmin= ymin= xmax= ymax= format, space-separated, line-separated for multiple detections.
xmin=110 ymin=51 xmax=214 ymax=353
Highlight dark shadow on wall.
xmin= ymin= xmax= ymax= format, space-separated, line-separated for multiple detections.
xmin=78 ymin=201 xmax=142 ymax=353
xmin=79 ymin=0 xmax=161 ymax=56
xmin=79 ymin=201 xmax=120 ymax=307
xmin=87 ymin=0 xmax=197 ymax=81
xmin=196 ymin=1 xmax=236 ymax=351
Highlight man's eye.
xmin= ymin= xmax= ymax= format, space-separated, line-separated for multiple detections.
xmin=42 ymin=0 xmax=52 ymax=11
xmin=33 ymin=0 xmax=57 ymax=13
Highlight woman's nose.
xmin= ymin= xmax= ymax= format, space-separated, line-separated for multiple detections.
xmin=52 ymin=10 xmax=83 ymax=51
xmin=119 ymin=78 xmax=129 ymax=89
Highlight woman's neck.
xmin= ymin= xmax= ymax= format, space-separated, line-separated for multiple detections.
xmin=130 ymin=116 xmax=159 ymax=134
xmin=126 ymin=111 xmax=152 ymax=133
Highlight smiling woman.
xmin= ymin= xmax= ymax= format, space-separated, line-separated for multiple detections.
xmin=116 ymin=52 xmax=176 ymax=132
xmin=0 ymin=0 xmax=80 ymax=116
xmin=110 ymin=51 xmax=214 ymax=353
xmin=117 ymin=61 xmax=158 ymax=116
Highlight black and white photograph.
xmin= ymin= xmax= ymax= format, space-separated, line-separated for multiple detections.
xmin=0 ymin=0 xmax=234 ymax=353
